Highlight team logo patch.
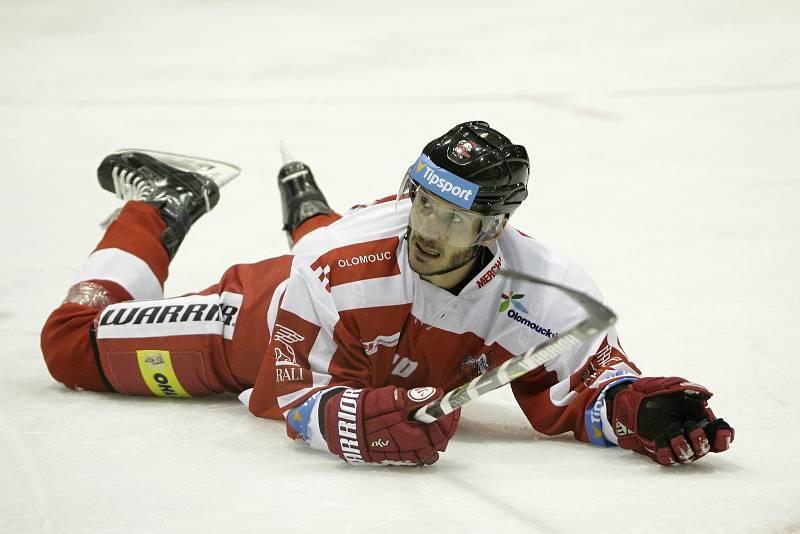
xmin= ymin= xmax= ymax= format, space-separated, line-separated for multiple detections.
xmin=459 ymin=353 xmax=493 ymax=381
xmin=453 ymin=139 xmax=479 ymax=160
xmin=407 ymin=386 xmax=437 ymax=403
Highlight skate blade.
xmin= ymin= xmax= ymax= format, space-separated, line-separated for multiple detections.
xmin=279 ymin=140 xmax=295 ymax=165
xmin=114 ymin=148 xmax=241 ymax=188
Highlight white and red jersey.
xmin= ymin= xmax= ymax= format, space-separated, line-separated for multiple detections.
xmin=246 ymin=197 xmax=641 ymax=445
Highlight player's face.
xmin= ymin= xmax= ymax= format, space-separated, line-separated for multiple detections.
xmin=407 ymin=190 xmax=484 ymax=276
xmin=408 ymin=187 xmax=487 ymax=247
xmin=407 ymin=228 xmax=480 ymax=276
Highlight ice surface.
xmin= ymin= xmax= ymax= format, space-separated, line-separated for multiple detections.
xmin=1 ymin=1 xmax=799 ymax=532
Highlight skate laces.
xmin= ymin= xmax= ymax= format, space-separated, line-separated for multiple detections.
xmin=111 ymin=165 xmax=156 ymax=201
xmin=112 ymin=164 xmax=212 ymax=214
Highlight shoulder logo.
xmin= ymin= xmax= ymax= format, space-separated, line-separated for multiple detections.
xmin=271 ymin=324 xmax=307 ymax=383
xmin=498 ymin=290 xmax=528 ymax=314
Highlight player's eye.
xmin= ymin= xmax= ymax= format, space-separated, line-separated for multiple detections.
xmin=418 ymin=195 xmax=432 ymax=212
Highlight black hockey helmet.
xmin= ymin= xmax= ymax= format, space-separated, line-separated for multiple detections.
xmin=419 ymin=121 xmax=530 ymax=216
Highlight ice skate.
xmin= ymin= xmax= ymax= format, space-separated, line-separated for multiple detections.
xmin=277 ymin=142 xmax=332 ymax=246
xmin=97 ymin=149 xmax=240 ymax=225
xmin=97 ymin=149 xmax=240 ymax=258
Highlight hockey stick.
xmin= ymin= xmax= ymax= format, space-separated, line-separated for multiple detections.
xmin=412 ymin=270 xmax=617 ymax=423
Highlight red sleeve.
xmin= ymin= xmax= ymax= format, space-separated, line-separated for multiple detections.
xmin=247 ymin=262 xmax=373 ymax=436
xmin=511 ymin=327 xmax=640 ymax=443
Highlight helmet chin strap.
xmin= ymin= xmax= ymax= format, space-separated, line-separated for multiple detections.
xmin=404 ymin=227 xmax=481 ymax=277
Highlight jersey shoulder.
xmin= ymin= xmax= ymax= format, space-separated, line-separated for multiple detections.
xmin=500 ymin=225 xmax=603 ymax=302
xmin=289 ymin=199 xmax=411 ymax=308
xmin=292 ymin=198 xmax=409 ymax=258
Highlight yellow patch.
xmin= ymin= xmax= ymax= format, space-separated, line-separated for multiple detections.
xmin=136 ymin=350 xmax=190 ymax=398
xmin=416 ymin=161 xmax=426 ymax=173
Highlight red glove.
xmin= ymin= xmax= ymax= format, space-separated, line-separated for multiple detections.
xmin=608 ymin=377 xmax=734 ymax=466
xmin=323 ymin=386 xmax=460 ymax=466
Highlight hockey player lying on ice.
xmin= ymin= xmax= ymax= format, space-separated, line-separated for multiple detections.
xmin=41 ymin=121 xmax=734 ymax=467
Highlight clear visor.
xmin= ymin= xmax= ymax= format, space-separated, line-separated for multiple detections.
xmin=397 ymin=172 xmax=504 ymax=247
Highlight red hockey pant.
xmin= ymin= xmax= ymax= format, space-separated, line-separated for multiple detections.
xmin=40 ymin=201 xmax=339 ymax=401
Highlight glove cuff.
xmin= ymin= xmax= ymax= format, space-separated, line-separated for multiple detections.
xmin=324 ymin=388 xmax=368 ymax=465
xmin=609 ymin=387 xmax=644 ymax=452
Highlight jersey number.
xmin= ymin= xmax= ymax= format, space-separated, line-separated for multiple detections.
xmin=391 ymin=354 xmax=418 ymax=378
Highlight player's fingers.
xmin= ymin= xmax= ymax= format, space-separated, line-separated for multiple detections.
xmin=446 ymin=408 xmax=461 ymax=434
xmin=704 ymin=418 xmax=735 ymax=452
xmin=684 ymin=421 xmax=711 ymax=460
xmin=416 ymin=447 xmax=439 ymax=465
xmin=425 ymin=422 xmax=449 ymax=450
xmin=666 ymin=423 xmax=695 ymax=464
xmin=653 ymin=435 xmax=678 ymax=466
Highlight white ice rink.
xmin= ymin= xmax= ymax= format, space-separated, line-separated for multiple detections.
xmin=1 ymin=1 xmax=799 ymax=532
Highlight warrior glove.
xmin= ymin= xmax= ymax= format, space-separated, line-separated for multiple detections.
xmin=323 ymin=386 xmax=460 ymax=466
xmin=607 ymin=377 xmax=734 ymax=466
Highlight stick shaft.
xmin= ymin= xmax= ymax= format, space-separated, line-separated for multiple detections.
xmin=412 ymin=270 xmax=616 ymax=423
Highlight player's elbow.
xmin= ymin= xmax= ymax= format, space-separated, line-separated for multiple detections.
xmin=41 ymin=304 xmax=110 ymax=393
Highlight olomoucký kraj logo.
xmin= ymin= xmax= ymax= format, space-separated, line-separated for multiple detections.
xmin=499 ymin=290 xmax=557 ymax=339
xmin=498 ymin=290 xmax=528 ymax=314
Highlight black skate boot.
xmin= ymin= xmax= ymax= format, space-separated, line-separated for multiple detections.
xmin=278 ymin=149 xmax=332 ymax=247
xmin=97 ymin=149 xmax=238 ymax=259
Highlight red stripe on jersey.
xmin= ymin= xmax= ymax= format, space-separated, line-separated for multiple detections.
xmin=339 ymin=304 xmax=411 ymax=360
xmin=310 ymin=236 xmax=401 ymax=288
